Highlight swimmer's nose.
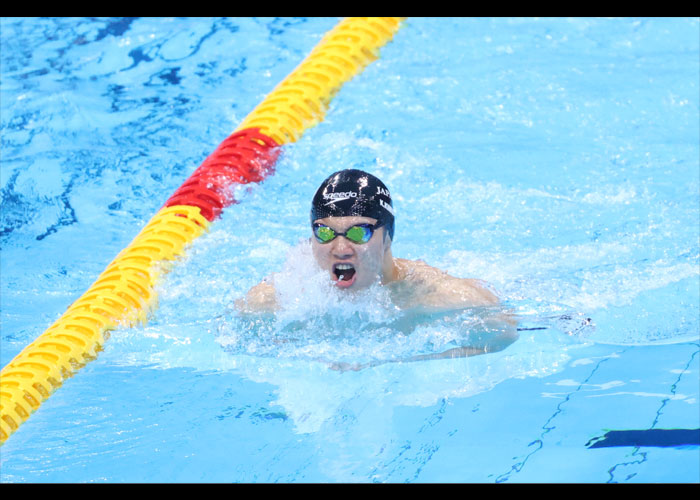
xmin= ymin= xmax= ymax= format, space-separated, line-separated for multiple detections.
xmin=331 ymin=234 xmax=355 ymax=258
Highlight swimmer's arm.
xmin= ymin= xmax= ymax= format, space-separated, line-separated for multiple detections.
xmin=409 ymin=312 xmax=519 ymax=362
xmin=329 ymin=309 xmax=519 ymax=372
xmin=330 ymin=340 xmax=512 ymax=372
xmin=401 ymin=310 xmax=518 ymax=362
xmin=234 ymin=278 xmax=278 ymax=314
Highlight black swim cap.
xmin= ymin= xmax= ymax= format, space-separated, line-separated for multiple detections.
xmin=310 ymin=169 xmax=395 ymax=241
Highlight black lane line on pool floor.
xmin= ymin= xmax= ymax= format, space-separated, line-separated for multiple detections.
xmin=589 ymin=347 xmax=700 ymax=450
xmin=586 ymin=428 xmax=700 ymax=448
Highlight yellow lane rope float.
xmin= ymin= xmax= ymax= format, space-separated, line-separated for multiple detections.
xmin=0 ymin=17 xmax=404 ymax=444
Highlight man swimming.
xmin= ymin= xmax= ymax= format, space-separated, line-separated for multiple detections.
xmin=238 ymin=168 xmax=504 ymax=314
xmin=235 ymin=169 xmax=517 ymax=368
xmin=234 ymin=169 xmax=515 ymax=365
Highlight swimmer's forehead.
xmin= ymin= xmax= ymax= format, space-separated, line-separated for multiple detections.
xmin=313 ymin=216 xmax=378 ymax=229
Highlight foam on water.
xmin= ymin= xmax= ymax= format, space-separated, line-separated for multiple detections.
xmin=100 ymin=237 xmax=586 ymax=434
xmin=214 ymin=240 xmax=499 ymax=366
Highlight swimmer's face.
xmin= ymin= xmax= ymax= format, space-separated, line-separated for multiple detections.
xmin=311 ymin=216 xmax=390 ymax=291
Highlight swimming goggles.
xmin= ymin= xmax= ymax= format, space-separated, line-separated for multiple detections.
xmin=312 ymin=222 xmax=383 ymax=244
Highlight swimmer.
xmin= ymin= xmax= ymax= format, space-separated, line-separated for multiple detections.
xmin=239 ymin=168 xmax=501 ymax=312
xmin=236 ymin=169 xmax=517 ymax=365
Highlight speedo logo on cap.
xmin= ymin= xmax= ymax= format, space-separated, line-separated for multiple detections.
xmin=323 ymin=191 xmax=357 ymax=205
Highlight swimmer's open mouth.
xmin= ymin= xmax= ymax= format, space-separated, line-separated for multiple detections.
xmin=333 ymin=263 xmax=356 ymax=282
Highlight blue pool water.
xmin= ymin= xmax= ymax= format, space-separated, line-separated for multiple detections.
xmin=1 ymin=17 xmax=699 ymax=483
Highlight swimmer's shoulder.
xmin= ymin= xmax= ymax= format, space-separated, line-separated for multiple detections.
xmin=235 ymin=276 xmax=278 ymax=314
xmin=449 ymin=277 xmax=500 ymax=307
xmin=393 ymin=258 xmax=500 ymax=308
xmin=394 ymin=258 xmax=463 ymax=283
xmin=394 ymin=258 xmax=441 ymax=280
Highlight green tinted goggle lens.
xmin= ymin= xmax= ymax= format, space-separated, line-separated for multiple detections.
xmin=313 ymin=223 xmax=377 ymax=244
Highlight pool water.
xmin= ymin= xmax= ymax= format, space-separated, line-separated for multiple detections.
xmin=1 ymin=17 xmax=698 ymax=483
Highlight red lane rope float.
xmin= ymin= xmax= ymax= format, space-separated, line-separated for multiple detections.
xmin=163 ymin=128 xmax=280 ymax=221
xmin=0 ymin=17 xmax=405 ymax=444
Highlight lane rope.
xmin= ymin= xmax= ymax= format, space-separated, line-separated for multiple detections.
xmin=0 ymin=17 xmax=404 ymax=444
